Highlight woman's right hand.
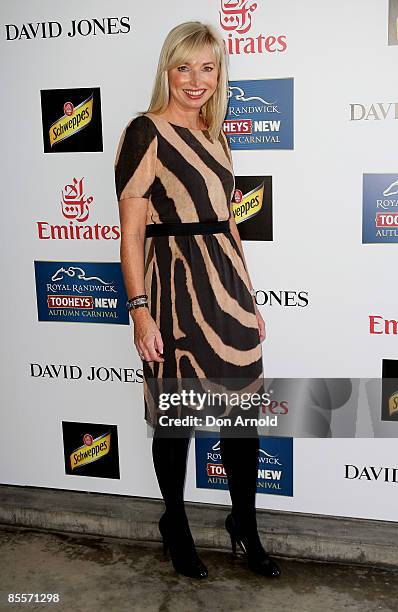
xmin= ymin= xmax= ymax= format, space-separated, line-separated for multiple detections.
xmin=132 ymin=308 xmax=165 ymax=363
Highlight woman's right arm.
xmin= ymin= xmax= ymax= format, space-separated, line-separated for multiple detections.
xmin=118 ymin=196 xmax=164 ymax=363
xmin=115 ymin=115 xmax=164 ymax=363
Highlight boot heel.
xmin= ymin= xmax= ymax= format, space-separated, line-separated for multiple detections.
xmin=159 ymin=513 xmax=169 ymax=556
xmin=158 ymin=511 xmax=208 ymax=579
xmin=229 ymin=533 xmax=237 ymax=557
xmin=224 ymin=512 xmax=281 ymax=578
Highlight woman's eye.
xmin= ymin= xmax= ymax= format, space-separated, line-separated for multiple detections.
xmin=204 ymin=66 xmax=214 ymax=71
xmin=177 ymin=65 xmax=188 ymax=71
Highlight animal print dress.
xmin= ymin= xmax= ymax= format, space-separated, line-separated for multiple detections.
xmin=115 ymin=113 xmax=263 ymax=427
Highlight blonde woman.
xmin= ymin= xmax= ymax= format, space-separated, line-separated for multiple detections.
xmin=115 ymin=21 xmax=281 ymax=580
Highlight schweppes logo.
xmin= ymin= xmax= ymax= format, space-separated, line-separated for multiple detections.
xmin=388 ymin=391 xmax=398 ymax=417
xmin=70 ymin=431 xmax=110 ymax=470
xmin=49 ymin=93 xmax=93 ymax=147
xmin=232 ymin=182 xmax=264 ymax=224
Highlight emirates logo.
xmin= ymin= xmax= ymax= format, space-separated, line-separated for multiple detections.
xmin=219 ymin=0 xmax=258 ymax=35
xmin=218 ymin=0 xmax=287 ymax=55
xmin=61 ymin=177 xmax=93 ymax=223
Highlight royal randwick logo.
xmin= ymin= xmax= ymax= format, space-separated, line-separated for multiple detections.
xmin=36 ymin=176 xmax=120 ymax=240
xmin=225 ymin=79 xmax=294 ymax=150
xmin=40 ymin=87 xmax=103 ymax=153
xmin=195 ymin=431 xmax=293 ymax=496
xmin=362 ymin=174 xmax=398 ymax=243
xmin=219 ymin=0 xmax=287 ymax=54
xmin=34 ymin=261 xmax=129 ymax=324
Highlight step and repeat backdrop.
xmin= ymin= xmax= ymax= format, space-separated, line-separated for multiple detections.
xmin=1 ymin=0 xmax=398 ymax=522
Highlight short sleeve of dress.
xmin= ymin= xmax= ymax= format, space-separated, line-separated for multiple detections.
xmin=114 ymin=115 xmax=157 ymax=201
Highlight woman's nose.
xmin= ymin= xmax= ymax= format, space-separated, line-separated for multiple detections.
xmin=189 ymin=71 xmax=201 ymax=87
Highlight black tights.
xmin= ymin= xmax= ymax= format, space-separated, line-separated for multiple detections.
xmin=152 ymin=424 xmax=260 ymax=529
xmin=152 ymin=427 xmax=192 ymax=518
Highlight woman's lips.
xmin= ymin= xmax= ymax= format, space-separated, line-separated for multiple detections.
xmin=183 ymin=88 xmax=206 ymax=100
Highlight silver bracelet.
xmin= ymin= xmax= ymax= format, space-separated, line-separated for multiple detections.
xmin=126 ymin=295 xmax=148 ymax=310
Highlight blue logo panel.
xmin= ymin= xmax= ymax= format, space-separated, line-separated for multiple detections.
xmin=225 ymin=78 xmax=294 ymax=150
xmin=363 ymin=174 xmax=398 ymax=243
xmin=195 ymin=431 xmax=293 ymax=496
xmin=34 ymin=261 xmax=129 ymax=324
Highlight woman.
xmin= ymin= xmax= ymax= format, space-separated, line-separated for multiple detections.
xmin=114 ymin=21 xmax=281 ymax=580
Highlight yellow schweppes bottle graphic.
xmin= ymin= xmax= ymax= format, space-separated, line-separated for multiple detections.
xmin=232 ymin=182 xmax=264 ymax=224
xmin=49 ymin=93 xmax=94 ymax=147
xmin=70 ymin=431 xmax=110 ymax=470
xmin=388 ymin=391 xmax=398 ymax=417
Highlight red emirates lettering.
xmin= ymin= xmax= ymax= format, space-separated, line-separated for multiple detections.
xmin=37 ymin=221 xmax=120 ymax=240
xmin=369 ymin=315 xmax=398 ymax=335
xmin=225 ymin=34 xmax=287 ymax=55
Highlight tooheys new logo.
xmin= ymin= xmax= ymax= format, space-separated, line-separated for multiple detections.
xmin=70 ymin=432 xmax=111 ymax=470
xmin=50 ymin=94 xmax=93 ymax=147
xmin=34 ymin=261 xmax=129 ymax=324
xmin=362 ymin=174 xmax=398 ymax=243
xmin=195 ymin=432 xmax=293 ymax=496
xmin=232 ymin=182 xmax=264 ymax=224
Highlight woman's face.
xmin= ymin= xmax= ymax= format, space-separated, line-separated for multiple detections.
xmin=168 ymin=45 xmax=219 ymax=112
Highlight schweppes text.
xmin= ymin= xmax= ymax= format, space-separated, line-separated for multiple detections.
xmin=70 ymin=432 xmax=111 ymax=469
xmin=232 ymin=182 xmax=264 ymax=224
xmin=50 ymin=94 xmax=93 ymax=147
xmin=389 ymin=392 xmax=398 ymax=417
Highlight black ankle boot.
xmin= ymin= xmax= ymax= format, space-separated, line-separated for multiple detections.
xmin=225 ymin=513 xmax=281 ymax=577
xmin=158 ymin=512 xmax=208 ymax=579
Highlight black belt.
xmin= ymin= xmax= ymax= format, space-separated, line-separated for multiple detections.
xmin=145 ymin=220 xmax=230 ymax=237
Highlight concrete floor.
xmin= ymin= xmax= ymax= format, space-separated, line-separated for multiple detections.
xmin=0 ymin=525 xmax=397 ymax=612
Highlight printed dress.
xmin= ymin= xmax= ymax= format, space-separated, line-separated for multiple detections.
xmin=114 ymin=113 xmax=263 ymax=427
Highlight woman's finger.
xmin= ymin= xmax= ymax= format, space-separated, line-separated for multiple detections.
xmin=154 ymin=331 xmax=164 ymax=356
xmin=257 ymin=314 xmax=266 ymax=342
xmin=136 ymin=346 xmax=148 ymax=361
xmin=142 ymin=335 xmax=164 ymax=362
xmin=145 ymin=343 xmax=164 ymax=362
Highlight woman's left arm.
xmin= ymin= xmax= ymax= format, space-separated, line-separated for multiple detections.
xmin=229 ymin=215 xmax=266 ymax=342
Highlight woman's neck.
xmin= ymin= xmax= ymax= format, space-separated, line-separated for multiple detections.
xmin=157 ymin=105 xmax=206 ymax=130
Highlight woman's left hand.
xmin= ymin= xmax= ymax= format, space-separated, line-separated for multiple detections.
xmin=254 ymin=304 xmax=266 ymax=342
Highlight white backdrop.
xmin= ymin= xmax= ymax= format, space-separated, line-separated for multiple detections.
xmin=1 ymin=0 xmax=397 ymax=522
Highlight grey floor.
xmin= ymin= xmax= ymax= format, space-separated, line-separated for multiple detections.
xmin=0 ymin=525 xmax=397 ymax=612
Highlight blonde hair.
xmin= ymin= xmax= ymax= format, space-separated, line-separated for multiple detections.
xmin=140 ymin=21 xmax=229 ymax=141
